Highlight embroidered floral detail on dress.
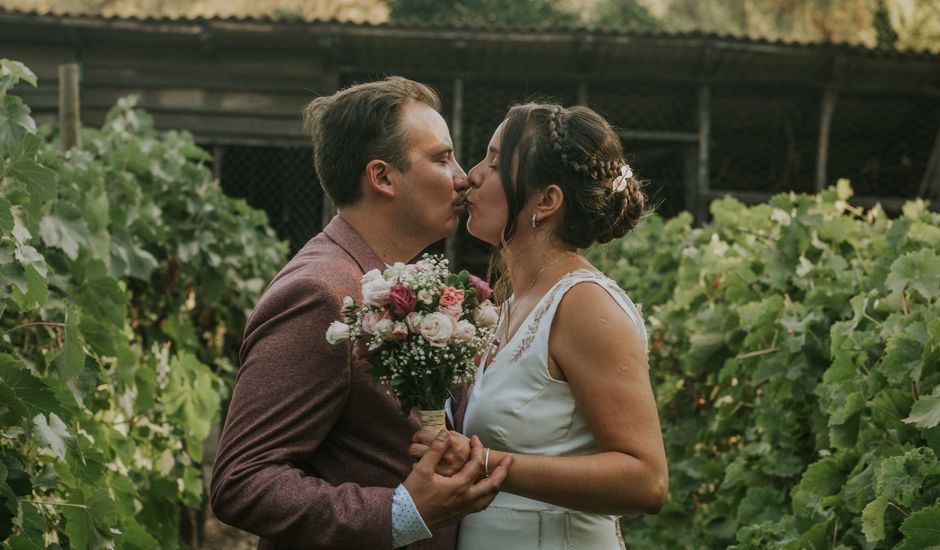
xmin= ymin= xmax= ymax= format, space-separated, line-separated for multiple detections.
xmin=508 ymin=269 xmax=603 ymax=363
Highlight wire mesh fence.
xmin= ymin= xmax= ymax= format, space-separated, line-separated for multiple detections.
xmin=211 ymin=76 xmax=939 ymax=273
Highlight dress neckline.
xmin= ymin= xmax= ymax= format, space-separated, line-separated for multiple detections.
xmin=479 ymin=268 xmax=605 ymax=376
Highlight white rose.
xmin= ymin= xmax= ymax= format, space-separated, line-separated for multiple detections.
xmin=384 ymin=262 xmax=407 ymax=280
xmin=325 ymin=321 xmax=350 ymax=344
xmin=417 ymin=289 xmax=434 ymax=305
xmin=419 ymin=312 xmax=455 ymax=347
xmin=362 ymin=275 xmax=392 ymax=307
xmin=373 ymin=319 xmax=395 ymax=340
xmin=453 ymin=320 xmax=476 ymax=342
xmin=473 ymin=301 xmax=500 ymax=328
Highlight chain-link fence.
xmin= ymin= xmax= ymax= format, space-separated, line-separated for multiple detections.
xmin=215 ymin=145 xmax=322 ymax=255
xmin=211 ymin=76 xmax=939 ymax=273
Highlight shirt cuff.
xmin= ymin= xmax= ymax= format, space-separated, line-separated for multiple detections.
xmin=444 ymin=397 xmax=454 ymax=429
xmin=391 ymin=483 xmax=432 ymax=548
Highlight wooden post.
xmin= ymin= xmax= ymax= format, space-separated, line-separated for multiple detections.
xmin=695 ymin=84 xmax=711 ymax=223
xmin=577 ymin=80 xmax=588 ymax=107
xmin=445 ymin=76 xmax=464 ymax=267
xmin=815 ymin=87 xmax=838 ymax=192
xmin=917 ymin=113 xmax=940 ymax=200
xmin=58 ymin=63 xmax=81 ymax=151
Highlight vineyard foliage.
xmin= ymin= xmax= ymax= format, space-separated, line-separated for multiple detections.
xmin=0 ymin=60 xmax=287 ymax=548
xmin=589 ymin=183 xmax=940 ymax=548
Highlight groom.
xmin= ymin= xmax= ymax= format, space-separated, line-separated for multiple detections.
xmin=210 ymin=77 xmax=510 ymax=549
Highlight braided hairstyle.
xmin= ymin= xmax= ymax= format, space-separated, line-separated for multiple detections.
xmin=495 ymin=102 xmax=646 ymax=249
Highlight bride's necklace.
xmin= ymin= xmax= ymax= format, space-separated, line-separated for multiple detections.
xmin=501 ymin=253 xmax=574 ymax=341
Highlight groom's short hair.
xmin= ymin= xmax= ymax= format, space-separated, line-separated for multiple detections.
xmin=303 ymin=76 xmax=442 ymax=208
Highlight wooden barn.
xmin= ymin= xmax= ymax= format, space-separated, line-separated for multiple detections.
xmin=2 ymin=7 xmax=939 ymax=268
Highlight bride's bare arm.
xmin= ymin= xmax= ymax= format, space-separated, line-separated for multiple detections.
xmin=492 ymin=282 xmax=667 ymax=514
xmin=411 ymin=282 xmax=668 ymax=515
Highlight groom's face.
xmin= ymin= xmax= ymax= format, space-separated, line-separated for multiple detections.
xmin=393 ymin=102 xmax=467 ymax=243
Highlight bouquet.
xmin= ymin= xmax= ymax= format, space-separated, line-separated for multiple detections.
xmin=326 ymin=254 xmax=499 ymax=431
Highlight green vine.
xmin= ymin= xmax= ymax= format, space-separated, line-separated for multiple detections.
xmin=0 ymin=59 xmax=287 ymax=548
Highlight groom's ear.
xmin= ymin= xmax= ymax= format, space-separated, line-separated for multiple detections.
xmin=364 ymin=159 xmax=396 ymax=199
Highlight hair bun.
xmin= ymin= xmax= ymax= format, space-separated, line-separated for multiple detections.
xmin=593 ymin=177 xmax=646 ymax=245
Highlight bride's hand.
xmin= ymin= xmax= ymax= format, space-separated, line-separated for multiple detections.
xmin=410 ymin=429 xmax=471 ymax=476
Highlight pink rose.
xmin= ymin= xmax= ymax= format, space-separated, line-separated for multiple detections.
xmin=389 ymin=283 xmax=418 ymax=316
xmin=439 ymin=286 xmax=465 ymax=307
xmin=361 ymin=309 xmax=391 ymax=334
xmin=391 ymin=322 xmax=409 ymax=341
xmin=439 ymin=302 xmax=463 ymax=319
xmin=468 ymin=274 xmax=492 ymax=302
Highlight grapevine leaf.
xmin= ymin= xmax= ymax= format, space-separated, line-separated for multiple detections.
xmin=861 ymin=495 xmax=888 ymax=542
xmin=0 ymin=463 xmax=16 ymax=540
xmin=0 ymin=59 xmax=38 ymax=88
xmin=32 ymin=412 xmax=73 ymax=461
xmin=0 ymin=198 xmax=12 ymax=234
xmin=55 ymin=307 xmax=85 ymax=384
xmin=885 ymin=249 xmax=940 ymax=301
xmin=0 ymin=354 xmax=63 ymax=420
xmin=876 ymin=447 xmax=934 ymax=508
xmin=904 ymin=394 xmax=940 ymax=430
xmin=7 ymin=159 xmax=57 ymax=201
xmin=61 ymin=490 xmax=117 ymax=550
xmin=896 ymin=503 xmax=940 ymax=550
xmin=10 ymin=263 xmax=47 ymax=310
xmin=39 ymin=201 xmax=91 ymax=260
xmin=0 ymin=95 xmax=36 ymax=149
xmin=6 ymin=501 xmax=47 ymax=550
xmin=77 ymin=276 xmax=126 ymax=328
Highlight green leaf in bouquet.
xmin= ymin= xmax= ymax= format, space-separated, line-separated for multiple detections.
xmin=32 ymin=412 xmax=73 ymax=461
xmin=39 ymin=201 xmax=91 ymax=260
xmin=896 ymin=502 xmax=940 ymax=550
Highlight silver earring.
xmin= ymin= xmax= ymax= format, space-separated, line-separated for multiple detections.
xmin=531 ymin=213 xmax=539 ymax=229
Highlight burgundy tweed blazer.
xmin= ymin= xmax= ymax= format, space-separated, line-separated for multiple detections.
xmin=211 ymin=216 xmax=457 ymax=550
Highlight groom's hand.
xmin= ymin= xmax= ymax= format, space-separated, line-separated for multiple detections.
xmin=409 ymin=429 xmax=470 ymax=476
xmin=404 ymin=431 xmax=512 ymax=530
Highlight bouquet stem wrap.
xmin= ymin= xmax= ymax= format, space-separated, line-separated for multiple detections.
xmin=418 ymin=409 xmax=447 ymax=433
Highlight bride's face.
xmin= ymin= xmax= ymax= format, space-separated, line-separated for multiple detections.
xmin=465 ymin=122 xmax=509 ymax=246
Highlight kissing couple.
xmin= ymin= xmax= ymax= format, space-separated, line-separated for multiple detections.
xmin=211 ymin=76 xmax=668 ymax=549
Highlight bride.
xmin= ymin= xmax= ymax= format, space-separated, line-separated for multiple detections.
xmin=412 ymin=102 xmax=668 ymax=548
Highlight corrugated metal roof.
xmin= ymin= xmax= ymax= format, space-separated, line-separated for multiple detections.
xmin=2 ymin=4 xmax=938 ymax=58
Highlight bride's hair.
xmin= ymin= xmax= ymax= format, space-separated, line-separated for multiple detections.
xmin=486 ymin=102 xmax=648 ymax=304
xmin=496 ymin=102 xmax=646 ymax=249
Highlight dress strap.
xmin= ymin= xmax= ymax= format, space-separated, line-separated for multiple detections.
xmin=506 ymin=269 xmax=647 ymax=364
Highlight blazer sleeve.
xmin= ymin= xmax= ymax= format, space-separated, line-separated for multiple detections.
xmin=210 ymin=275 xmax=395 ymax=549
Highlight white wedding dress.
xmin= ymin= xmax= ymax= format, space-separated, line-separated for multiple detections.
xmin=459 ymin=269 xmax=648 ymax=550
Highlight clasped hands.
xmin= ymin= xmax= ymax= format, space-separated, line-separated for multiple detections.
xmin=403 ymin=429 xmax=511 ymax=530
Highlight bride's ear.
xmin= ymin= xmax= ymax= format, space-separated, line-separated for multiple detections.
xmin=534 ymin=184 xmax=564 ymax=221
xmin=364 ymin=159 xmax=396 ymax=199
